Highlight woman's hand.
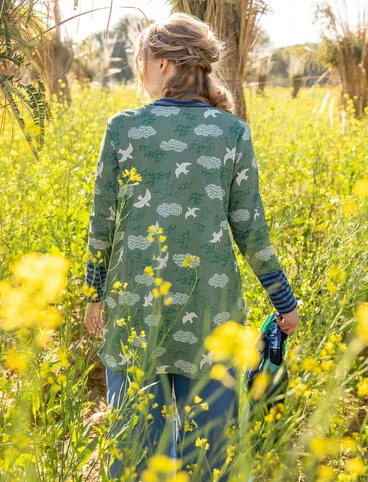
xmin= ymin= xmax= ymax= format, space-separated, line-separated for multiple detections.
xmin=84 ymin=301 xmax=104 ymax=336
xmin=276 ymin=307 xmax=300 ymax=336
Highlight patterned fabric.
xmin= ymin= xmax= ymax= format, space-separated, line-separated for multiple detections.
xmin=85 ymin=97 xmax=298 ymax=379
xmin=84 ymin=262 xmax=298 ymax=313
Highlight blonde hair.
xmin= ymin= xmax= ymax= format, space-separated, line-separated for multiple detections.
xmin=133 ymin=12 xmax=235 ymax=114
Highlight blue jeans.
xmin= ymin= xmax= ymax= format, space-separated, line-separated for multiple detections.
xmin=105 ymin=366 xmax=239 ymax=481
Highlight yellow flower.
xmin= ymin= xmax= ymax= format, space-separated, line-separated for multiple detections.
xmin=113 ymin=281 xmax=122 ymax=289
xmin=309 ymin=436 xmax=329 ymax=457
xmin=147 ymin=454 xmax=182 ymax=472
xmin=346 ymin=457 xmax=366 ymax=476
xmin=162 ymin=245 xmax=168 ymax=252
xmin=357 ymin=378 xmax=368 ymax=397
xmin=164 ymin=296 xmax=173 ymax=305
xmin=154 ymin=278 xmax=163 ymax=286
xmin=147 ymin=235 xmax=154 ymax=243
xmin=250 ymin=372 xmax=270 ymax=400
xmin=352 ymin=178 xmax=368 ymax=200
xmin=159 ymin=281 xmax=171 ymax=295
xmin=4 ymin=347 xmax=29 ymax=372
xmin=195 ymin=437 xmax=208 ymax=448
xmin=152 ymin=288 xmax=160 ymax=298
xmin=356 ymin=302 xmax=368 ymax=345
xmin=316 ymin=465 xmax=334 ymax=480
xmin=194 ymin=395 xmax=202 ymax=404
xmin=159 ymin=235 xmax=166 ymax=242
xmin=184 ymin=405 xmax=191 ymax=413
xmin=147 ymin=225 xmax=157 ymax=234
xmin=116 ymin=317 xmax=126 ymax=326
xmin=144 ymin=266 xmax=154 ymax=277
xmin=303 ymin=358 xmax=319 ymax=371
xmin=326 ymin=279 xmax=337 ymax=293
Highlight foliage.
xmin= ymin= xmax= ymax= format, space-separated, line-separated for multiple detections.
xmin=0 ymin=82 xmax=367 ymax=481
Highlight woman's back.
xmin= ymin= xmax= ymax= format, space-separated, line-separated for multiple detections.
xmin=87 ymin=97 xmax=284 ymax=378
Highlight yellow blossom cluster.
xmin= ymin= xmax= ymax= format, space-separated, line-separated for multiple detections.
xmin=204 ymin=321 xmax=261 ymax=383
xmin=0 ymin=252 xmax=69 ymax=338
xmin=141 ymin=454 xmax=188 ymax=482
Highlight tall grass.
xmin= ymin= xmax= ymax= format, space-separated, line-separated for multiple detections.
xmin=0 ymin=81 xmax=367 ymax=481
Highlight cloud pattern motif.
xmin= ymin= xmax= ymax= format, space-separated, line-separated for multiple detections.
xmin=194 ymin=124 xmax=223 ymax=137
xmin=173 ymin=330 xmax=198 ymax=344
xmin=205 ymin=184 xmax=226 ymax=200
xmin=157 ymin=203 xmax=182 ymax=217
xmin=208 ymin=273 xmax=229 ymax=288
xmin=196 ymin=156 xmax=221 ymax=169
xmin=213 ymin=311 xmax=231 ymax=325
xmin=255 ymin=245 xmax=276 ymax=261
xmin=173 ymin=253 xmax=201 ymax=268
xmin=160 ymin=139 xmax=187 ymax=151
xmin=229 ymin=209 xmax=251 ymax=222
xmin=128 ymin=126 xmax=156 ymax=139
xmin=151 ymin=106 xmax=180 ymax=116
xmin=127 ymin=235 xmax=151 ymax=250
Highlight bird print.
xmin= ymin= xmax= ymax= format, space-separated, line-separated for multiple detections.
xmin=154 ymin=251 xmax=169 ymax=270
xmin=133 ymin=188 xmax=151 ymax=208
xmin=236 ymin=168 xmax=250 ymax=186
xmin=204 ymin=109 xmax=222 ymax=118
xmin=118 ymin=353 xmax=128 ymax=365
xmin=175 ymin=162 xmax=192 ymax=178
xmin=224 ymin=147 xmax=236 ymax=165
xmin=143 ymin=290 xmax=154 ymax=307
xmin=182 ymin=312 xmax=198 ymax=324
xmin=254 ymin=207 xmax=260 ymax=220
xmin=106 ymin=205 xmax=116 ymax=221
xmin=117 ymin=143 xmax=133 ymax=162
xmin=96 ymin=160 xmax=104 ymax=178
xmin=156 ymin=365 xmax=170 ymax=374
xmin=200 ymin=352 xmax=213 ymax=369
xmin=185 ymin=207 xmax=200 ymax=218
xmin=209 ymin=228 xmax=223 ymax=243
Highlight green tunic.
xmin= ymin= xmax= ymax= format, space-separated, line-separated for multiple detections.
xmin=86 ymin=99 xmax=282 ymax=379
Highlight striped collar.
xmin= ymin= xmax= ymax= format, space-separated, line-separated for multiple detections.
xmin=149 ymin=97 xmax=213 ymax=107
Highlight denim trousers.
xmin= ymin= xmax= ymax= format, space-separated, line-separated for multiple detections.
xmin=105 ymin=366 xmax=239 ymax=482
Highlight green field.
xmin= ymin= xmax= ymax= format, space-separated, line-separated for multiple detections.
xmin=0 ymin=82 xmax=367 ymax=481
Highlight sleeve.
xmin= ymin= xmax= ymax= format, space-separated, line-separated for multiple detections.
xmin=228 ymin=122 xmax=298 ymax=314
xmin=83 ymin=262 xmax=107 ymax=303
xmin=84 ymin=118 xmax=120 ymax=302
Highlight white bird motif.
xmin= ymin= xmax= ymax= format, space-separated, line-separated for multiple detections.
xmin=209 ymin=228 xmax=223 ymax=243
xmin=200 ymin=352 xmax=214 ymax=369
xmin=185 ymin=207 xmax=200 ymax=218
xmin=204 ymin=109 xmax=222 ymax=118
xmin=175 ymin=162 xmax=192 ymax=178
xmin=234 ymin=259 xmax=239 ymax=272
xmin=224 ymin=147 xmax=236 ymax=165
xmin=118 ymin=353 xmax=128 ymax=365
xmin=133 ymin=188 xmax=151 ymax=208
xmin=182 ymin=312 xmax=198 ymax=324
xmin=156 ymin=365 xmax=170 ymax=374
xmin=143 ymin=291 xmax=154 ymax=307
xmin=236 ymin=168 xmax=250 ymax=186
xmin=96 ymin=161 xmax=104 ymax=178
xmin=154 ymin=251 xmax=169 ymax=270
xmin=106 ymin=205 xmax=116 ymax=221
xmin=117 ymin=143 xmax=133 ymax=162
xmin=254 ymin=207 xmax=260 ymax=220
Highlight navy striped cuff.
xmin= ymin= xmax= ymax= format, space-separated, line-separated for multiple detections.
xmin=83 ymin=261 xmax=107 ymax=303
xmin=257 ymin=268 xmax=298 ymax=314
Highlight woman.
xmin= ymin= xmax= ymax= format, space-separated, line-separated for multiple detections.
xmin=83 ymin=12 xmax=300 ymax=481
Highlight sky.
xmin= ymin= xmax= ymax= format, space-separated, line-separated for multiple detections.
xmin=59 ymin=0 xmax=362 ymax=49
